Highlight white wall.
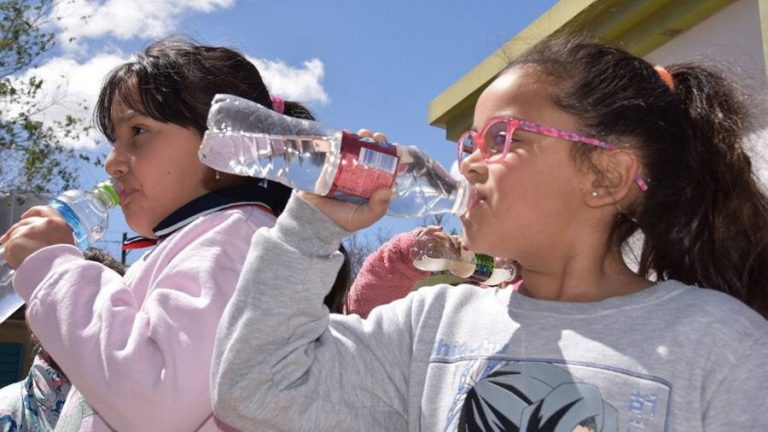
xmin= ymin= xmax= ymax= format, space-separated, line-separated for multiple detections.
xmin=646 ymin=0 xmax=766 ymax=107
xmin=645 ymin=0 xmax=768 ymax=188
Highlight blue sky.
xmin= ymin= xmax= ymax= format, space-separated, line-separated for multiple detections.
xmin=23 ymin=0 xmax=558 ymax=261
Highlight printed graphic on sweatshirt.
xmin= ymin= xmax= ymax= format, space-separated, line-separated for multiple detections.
xmin=433 ymin=344 xmax=671 ymax=431
xmin=0 ymin=353 xmax=71 ymax=432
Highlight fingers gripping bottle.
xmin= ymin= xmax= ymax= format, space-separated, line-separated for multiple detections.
xmin=410 ymin=232 xmax=517 ymax=286
xmin=199 ymin=94 xmax=474 ymax=218
xmin=0 ymin=179 xmax=122 ymax=323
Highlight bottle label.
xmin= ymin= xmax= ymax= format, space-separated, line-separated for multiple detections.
xmin=467 ymin=254 xmax=494 ymax=283
xmin=329 ymin=131 xmax=399 ymax=203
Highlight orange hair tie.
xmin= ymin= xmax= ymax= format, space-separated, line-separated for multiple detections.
xmin=654 ymin=65 xmax=675 ymax=91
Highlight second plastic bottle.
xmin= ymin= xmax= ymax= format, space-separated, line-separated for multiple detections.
xmin=409 ymin=231 xmax=517 ymax=286
xmin=0 ymin=180 xmax=121 ymax=324
xmin=199 ymin=94 xmax=473 ymax=218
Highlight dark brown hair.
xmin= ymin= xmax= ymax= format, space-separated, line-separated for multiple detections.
xmin=508 ymin=35 xmax=768 ymax=317
xmin=324 ymin=244 xmax=352 ymax=314
xmin=94 ymin=37 xmax=313 ymax=216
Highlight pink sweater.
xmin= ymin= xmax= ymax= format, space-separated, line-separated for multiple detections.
xmin=345 ymin=230 xmax=429 ymax=318
xmin=13 ymin=207 xmax=275 ymax=431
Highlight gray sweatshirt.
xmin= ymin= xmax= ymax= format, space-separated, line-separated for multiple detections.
xmin=211 ymin=195 xmax=768 ymax=431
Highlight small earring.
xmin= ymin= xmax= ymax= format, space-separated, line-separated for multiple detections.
xmin=215 ymin=170 xmax=221 ymax=180
xmin=591 ymin=191 xmax=599 ymax=197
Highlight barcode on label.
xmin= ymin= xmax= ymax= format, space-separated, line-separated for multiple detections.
xmin=359 ymin=148 xmax=398 ymax=174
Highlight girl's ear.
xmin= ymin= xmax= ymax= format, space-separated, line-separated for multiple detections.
xmin=583 ymin=149 xmax=642 ymax=208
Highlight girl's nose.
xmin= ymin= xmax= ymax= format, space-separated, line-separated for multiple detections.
xmin=104 ymin=147 xmax=127 ymax=178
xmin=459 ymin=149 xmax=487 ymax=185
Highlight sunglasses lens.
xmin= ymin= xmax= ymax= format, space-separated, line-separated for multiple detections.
xmin=484 ymin=121 xmax=508 ymax=159
xmin=457 ymin=133 xmax=474 ymax=161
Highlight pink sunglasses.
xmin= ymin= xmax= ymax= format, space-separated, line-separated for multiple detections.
xmin=458 ymin=117 xmax=649 ymax=192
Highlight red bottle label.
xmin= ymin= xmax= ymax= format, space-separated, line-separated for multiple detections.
xmin=329 ymin=131 xmax=400 ymax=203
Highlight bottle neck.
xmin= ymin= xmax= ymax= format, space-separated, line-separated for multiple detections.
xmin=452 ymin=178 xmax=474 ymax=216
xmin=92 ymin=181 xmax=120 ymax=209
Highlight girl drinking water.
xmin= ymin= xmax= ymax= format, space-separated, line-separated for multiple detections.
xmin=211 ymin=35 xmax=768 ymax=431
xmin=1 ymin=38 xmax=313 ymax=431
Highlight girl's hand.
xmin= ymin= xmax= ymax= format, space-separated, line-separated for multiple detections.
xmin=298 ymin=188 xmax=392 ymax=232
xmin=0 ymin=206 xmax=75 ymax=268
xmin=298 ymin=129 xmax=392 ymax=232
xmin=416 ymin=226 xmax=463 ymax=258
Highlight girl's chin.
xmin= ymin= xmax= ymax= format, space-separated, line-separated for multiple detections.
xmin=458 ymin=228 xmax=481 ymax=252
xmin=458 ymin=230 xmax=471 ymax=245
xmin=458 ymin=230 xmax=501 ymax=258
xmin=459 ymin=207 xmax=485 ymax=232
xmin=124 ymin=219 xmax=154 ymax=238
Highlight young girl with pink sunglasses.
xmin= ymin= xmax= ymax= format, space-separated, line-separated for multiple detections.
xmin=212 ymin=35 xmax=768 ymax=431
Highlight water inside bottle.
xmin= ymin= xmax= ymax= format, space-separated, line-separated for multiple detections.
xmin=483 ymin=268 xmax=514 ymax=286
xmin=50 ymin=199 xmax=88 ymax=250
xmin=387 ymin=146 xmax=469 ymax=218
xmin=412 ymin=256 xmax=451 ymax=272
xmin=200 ymin=130 xmax=341 ymax=196
xmin=446 ymin=249 xmax=477 ymax=278
xmin=202 ymin=94 xmax=475 ymax=217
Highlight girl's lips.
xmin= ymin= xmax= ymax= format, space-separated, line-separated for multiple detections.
xmin=468 ymin=192 xmax=482 ymax=211
xmin=461 ymin=192 xmax=485 ymax=221
xmin=119 ymin=189 xmax=135 ymax=203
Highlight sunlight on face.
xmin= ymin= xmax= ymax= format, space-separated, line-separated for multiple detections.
xmin=459 ymin=67 xmax=592 ymax=264
xmin=104 ymin=99 xmax=212 ymax=237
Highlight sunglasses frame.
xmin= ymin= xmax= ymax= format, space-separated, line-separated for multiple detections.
xmin=457 ymin=117 xmax=649 ymax=191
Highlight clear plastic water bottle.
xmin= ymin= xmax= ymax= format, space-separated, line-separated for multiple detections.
xmin=410 ymin=231 xmax=516 ymax=286
xmin=199 ymin=94 xmax=473 ymax=218
xmin=0 ymin=179 xmax=121 ymax=323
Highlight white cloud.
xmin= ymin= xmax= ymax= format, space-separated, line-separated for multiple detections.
xmin=3 ymin=53 xmax=329 ymax=149
xmin=5 ymin=53 xmax=129 ymax=149
xmin=249 ymin=57 xmax=329 ymax=105
xmin=51 ymin=0 xmax=234 ymax=44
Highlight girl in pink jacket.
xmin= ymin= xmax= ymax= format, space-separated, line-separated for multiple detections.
xmin=0 ymin=38 xmax=316 ymax=431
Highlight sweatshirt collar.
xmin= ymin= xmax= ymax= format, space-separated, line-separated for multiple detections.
xmin=122 ymin=184 xmax=276 ymax=250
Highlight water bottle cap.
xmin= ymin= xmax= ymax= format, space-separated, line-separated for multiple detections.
xmin=97 ymin=179 xmax=122 ymax=207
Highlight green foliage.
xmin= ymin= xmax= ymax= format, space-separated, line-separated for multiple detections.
xmin=0 ymin=0 xmax=98 ymax=195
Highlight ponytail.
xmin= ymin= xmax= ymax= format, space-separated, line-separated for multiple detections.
xmin=283 ymin=101 xmax=314 ymax=120
xmin=638 ymin=64 xmax=768 ymax=318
